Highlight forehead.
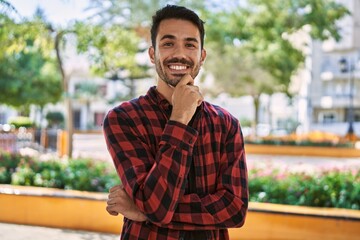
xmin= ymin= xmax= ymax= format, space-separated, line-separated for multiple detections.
xmin=157 ymin=18 xmax=200 ymax=41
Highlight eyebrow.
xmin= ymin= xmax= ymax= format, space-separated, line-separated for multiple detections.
xmin=160 ymin=34 xmax=199 ymax=44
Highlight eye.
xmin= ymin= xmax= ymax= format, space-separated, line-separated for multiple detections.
xmin=163 ymin=42 xmax=173 ymax=47
xmin=185 ymin=43 xmax=196 ymax=48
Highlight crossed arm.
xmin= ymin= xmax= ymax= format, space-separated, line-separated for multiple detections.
xmin=107 ymin=183 xmax=146 ymax=221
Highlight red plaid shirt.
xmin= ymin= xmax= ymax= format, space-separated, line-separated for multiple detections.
xmin=103 ymin=86 xmax=248 ymax=240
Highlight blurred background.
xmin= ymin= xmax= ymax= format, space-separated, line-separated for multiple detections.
xmin=0 ymin=0 xmax=359 ymax=155
xmin=0 ymin=0 xmax=360 ymax=239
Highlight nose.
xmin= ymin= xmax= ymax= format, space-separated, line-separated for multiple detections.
xmin=171 ymin=44 xmax=187 ymax=60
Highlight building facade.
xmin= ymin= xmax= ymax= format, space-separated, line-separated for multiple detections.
xmin=308 ymin=0 xmax=360 ymax=136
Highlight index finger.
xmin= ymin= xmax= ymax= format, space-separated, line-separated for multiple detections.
xmin=176 ymin=74 xmax=194 ymax=87
xmin=109 ymin=184 xmax=123 ymax=193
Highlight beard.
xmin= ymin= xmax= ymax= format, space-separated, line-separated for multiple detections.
xmin=155 ymin=57 xmax=201 ymax=87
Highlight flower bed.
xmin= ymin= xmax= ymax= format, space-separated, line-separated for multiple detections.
xmin=0 ymin=151 xmax=359 ymax=210
xmin=0 ymin=151 xmax=120 ymax=192
xmin=248 ymin=162 xmax=360 ymax=209
xmin=246 ymin=130 xmax=355 ymax=148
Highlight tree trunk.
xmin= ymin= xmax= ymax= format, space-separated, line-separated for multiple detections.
xmin=64 ymin=78 xmax=73 ymax=158
xmin=55 ymin=31 xmax=73 ymax=158
xmin=253 ymin=95 xmax=260 ymax=137
xmin=86 ymin=100 xmax=91 ymax=130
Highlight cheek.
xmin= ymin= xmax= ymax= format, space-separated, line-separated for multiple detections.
xmin=155 ymin=52 xmax=164 ymax=63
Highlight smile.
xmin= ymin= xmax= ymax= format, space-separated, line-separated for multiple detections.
xmin=168 ymin=65 xmax=188 ymax=70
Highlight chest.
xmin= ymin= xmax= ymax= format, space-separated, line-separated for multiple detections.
xmin=136 ymin=110 xmax=225 ymax=194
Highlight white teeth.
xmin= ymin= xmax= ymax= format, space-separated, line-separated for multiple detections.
xmin=169 ymin=65 xmax=187 ymax=70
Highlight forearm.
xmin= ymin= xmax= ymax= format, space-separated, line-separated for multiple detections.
xmin=128 ymin=152 xmax=191 ymax=224
xmin=155 ymin=189 xmax=248 ymax=230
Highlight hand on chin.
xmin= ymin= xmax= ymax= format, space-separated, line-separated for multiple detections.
xmin=166 ymin=74 xmax=185 ymax=88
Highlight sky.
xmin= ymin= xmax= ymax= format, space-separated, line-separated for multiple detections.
xmin=8 ymin=0 xmax=91 ymax=25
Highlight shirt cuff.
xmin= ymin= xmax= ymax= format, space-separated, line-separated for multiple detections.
xmin=160 ymin=120 xmax=198 ymax=150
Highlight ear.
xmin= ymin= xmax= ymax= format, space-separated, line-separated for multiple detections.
xmin=148 ymin=46 xmax=155 ymax=64
xmin=200 ymin=49 xmax=207 ymax=65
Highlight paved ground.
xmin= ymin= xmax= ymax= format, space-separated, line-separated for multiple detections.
xmin=0 ymin=222 xmax=119 ymax=240
xmin=72 ymin=133 xmax=360 ymax=173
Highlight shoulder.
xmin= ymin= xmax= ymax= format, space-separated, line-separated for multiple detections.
xmin=203 ymin=101 xmax=243 ymax=140
xmin=104 ymin=96 xmax=149 ymax=128
xmin=203 ymin=101 xmax=239 ymax=126
xmin=107 ymin=96 xmax=146 ymax=117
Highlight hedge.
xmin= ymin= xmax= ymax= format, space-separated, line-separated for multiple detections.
xmin=0 ymin=151 xmax=359 ymax=209
xmin=249 ymin=167 xmax=360 ymax=209
xmin=0 ymin=152 xmax=120 ymax=192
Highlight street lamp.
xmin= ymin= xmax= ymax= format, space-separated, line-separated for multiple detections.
xmin=339 ymin=57 xmax=356 ymax=140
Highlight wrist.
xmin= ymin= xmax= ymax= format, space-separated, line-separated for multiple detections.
xmin=169 ymin=115 xmax=189 ymax=125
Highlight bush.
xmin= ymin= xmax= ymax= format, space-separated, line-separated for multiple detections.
xmin=0 ymin=152 xmax=120 ymax=192
xmin=1 ymin=152 xmax=359 ymax=210
xmin=32 ymin=160 xmax=66 ymax=188
xmin=0 ymin=152 xmax=28 ymax=184
xmin=45 ymin=111 xmax=64 ymax=128
xmin=249 ymin=167 xmax=360 ymax=210
xmin=63 ymin=158 xmax=119 ymax=192
xmin=8 ymin=116 xmax=34 ymax=129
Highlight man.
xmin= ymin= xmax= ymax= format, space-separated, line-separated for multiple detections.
xmin=103 ymin=5 xmax=248 ymax=240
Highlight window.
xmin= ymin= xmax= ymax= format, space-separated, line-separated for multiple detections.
xmin=353 ymin=109 xmax=360 ymax=122
xmin=322 ymin=112 xmax=337 ymax=123
xmin=355 ymin=113 xmax=360 ymax=122
xmin=74 ymin=110 xmax=81 ymax=130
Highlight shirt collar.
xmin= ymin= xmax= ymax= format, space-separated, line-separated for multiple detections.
xmin=147 ymin=86 xmax=171 ymax=110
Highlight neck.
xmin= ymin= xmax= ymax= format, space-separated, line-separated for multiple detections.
xmin=156 ymin=78 xmax=174 ymax=104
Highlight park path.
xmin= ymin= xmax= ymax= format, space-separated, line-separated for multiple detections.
xmin=0 ymin=222 xmax=119 ymax=240
xmin=72 ymin=133 xmax=360 ymax=173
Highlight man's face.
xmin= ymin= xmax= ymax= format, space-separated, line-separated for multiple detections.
xmin=149 ymin=19 xmax=206 ymax=87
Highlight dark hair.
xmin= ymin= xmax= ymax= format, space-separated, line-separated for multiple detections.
xmin=150 ymin=5 xmax=205 ymax=49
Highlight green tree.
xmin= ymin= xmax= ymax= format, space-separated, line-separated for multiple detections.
xmin=203 ymin=0 xmax=349 ymax=133
xmin=0 ymin=13 xmax=62 ymax=116
xmin=1 ymin=3 xmax=144 ymax=156
xmin=205 ymin=45 xmax=275 ymax=128
xmin=74 ymin=21 xmax=147 ymax=99
xmin=85 ymin=0 xmax=349 ymax=134
xmin=52 ymin=17 xmax=146 ymax=156
xmin=86 ymin=0 xmax=207 ymax=29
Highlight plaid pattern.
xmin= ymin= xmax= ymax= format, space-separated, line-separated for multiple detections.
xmin=103 ymin=86 xmax=248 ymax=240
